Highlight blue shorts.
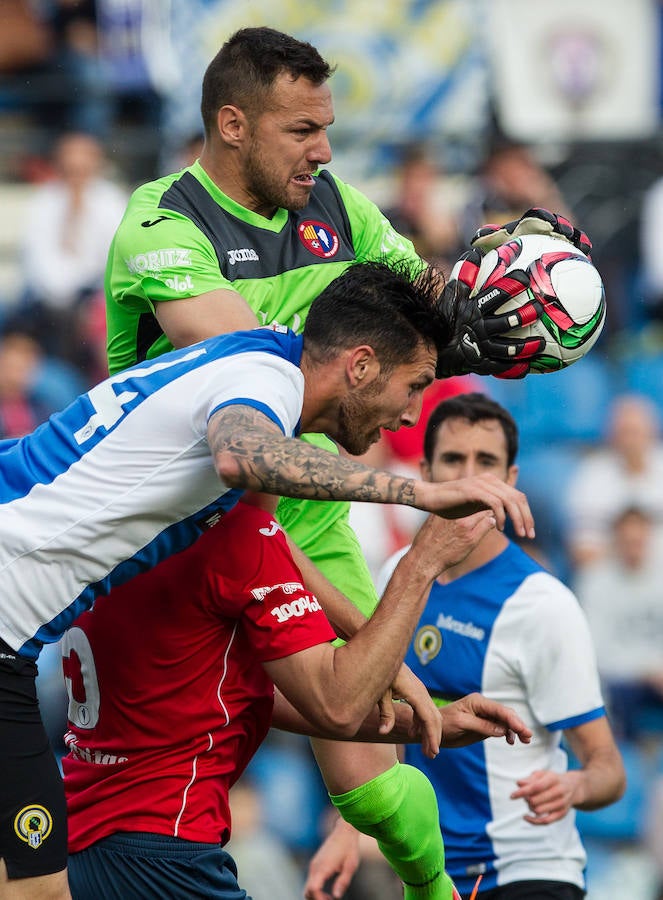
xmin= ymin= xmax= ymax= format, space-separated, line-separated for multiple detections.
xmin=67 ymin=832 xmax=250 ymax=899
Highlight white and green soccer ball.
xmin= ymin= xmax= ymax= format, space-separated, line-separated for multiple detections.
xmin=471 ymin=233 xmax=606 ymax=374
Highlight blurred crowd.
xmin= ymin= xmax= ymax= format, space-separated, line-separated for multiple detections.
xmin=4 ymin=2 xmax=663 ymax=898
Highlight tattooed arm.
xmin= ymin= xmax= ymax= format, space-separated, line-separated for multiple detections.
xmin=208 ymin=404 xmax=535 ymax=538
xmin=209 ymin=405 xmax=417 ymax=503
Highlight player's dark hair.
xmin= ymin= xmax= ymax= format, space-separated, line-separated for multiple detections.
xmin=302 ymin=259 xmax=450 ymax=375
xmin=423 ymin=392 xmax=519 ymax=466
xmin=201 ymin=27 xmax=335 ymax=134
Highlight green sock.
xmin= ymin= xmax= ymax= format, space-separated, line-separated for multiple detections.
xmin=330 ymin=762 xmax=456 ymax=900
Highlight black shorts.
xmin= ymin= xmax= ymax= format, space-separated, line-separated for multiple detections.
xmin=0 ymin=639 xmax=67 ymax=878
xmin=471 ymin=881 xmax=585 ymax=900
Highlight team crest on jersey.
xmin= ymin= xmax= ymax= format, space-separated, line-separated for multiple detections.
xmin=14 ymin=805 xmax=53 ymax=849
xmin=298 ymin=220 xmax=339 ymax=258
xmin=414 ymin=625 xmax=442 ymax=665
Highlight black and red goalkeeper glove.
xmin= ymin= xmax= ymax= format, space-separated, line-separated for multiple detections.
xmin=471 ymin=207 xmax=592 ymax=258
xmin=436 ymin=248 xmax=545 ymax=380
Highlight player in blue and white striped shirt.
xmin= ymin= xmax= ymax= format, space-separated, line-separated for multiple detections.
xmin=0 ymin=260 xmax=536 ymax=899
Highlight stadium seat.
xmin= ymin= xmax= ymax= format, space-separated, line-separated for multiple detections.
xmin=487 ymin=351 xmax=615 ymax=447
xmin=622 ymin=352 xmax=663 ymax=420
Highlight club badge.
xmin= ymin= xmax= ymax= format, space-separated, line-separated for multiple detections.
xmin=414 ymin=625 xmax=442 ymax=666
xmin=14 ymin=805 xmax=53 ymax=849
xmin=298 ymin=220 xmax=339 ymax=258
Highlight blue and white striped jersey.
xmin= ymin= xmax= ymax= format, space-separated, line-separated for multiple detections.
xmin=0 ymin=327 xmax=304 ymax=659
xmin=378 ymin=542 xmax=605 ymax=895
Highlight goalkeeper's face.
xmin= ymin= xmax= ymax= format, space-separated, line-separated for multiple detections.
xmin=421 ymin=416 xmax=518 ymax=487
xmin=241 ymin=73 xmax=334 ymax=216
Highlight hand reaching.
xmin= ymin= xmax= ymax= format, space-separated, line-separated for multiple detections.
xmin=472 ymin=207 xmax=592 ymax=258
xmin=436 ymin=248 xmax=544 ymax=379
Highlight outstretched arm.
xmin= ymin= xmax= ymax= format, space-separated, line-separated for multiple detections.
xmin=208 ymin=405 xmax=535 ymax=538
xmin=304 ymin=814 xmax=360 ymax=900
xmin=272 ymin=688 xmax=532 ymax=749
xmin=263 ymin=510 xmax=536 ymax=758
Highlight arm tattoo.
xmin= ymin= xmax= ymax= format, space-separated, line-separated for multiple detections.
xmin=209 ymin=405 xmax=418 ymax=505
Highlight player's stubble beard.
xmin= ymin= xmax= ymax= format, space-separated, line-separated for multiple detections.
xmin=335 ymin=378 xmax=389 ymax=457
xmin=244 ymin=140 xmax=311 ymax=214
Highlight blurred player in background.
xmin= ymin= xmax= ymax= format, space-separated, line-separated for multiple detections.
xmin=103 ymin=24 xmax=590 ymax=898
xmin=306 ymin=393 xmax=625 ymax=900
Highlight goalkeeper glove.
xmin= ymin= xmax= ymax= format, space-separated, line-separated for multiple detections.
xmin=436 ymin=248 xmax=544 ymax=380
xmin=471 ymin=207 xmax=592 ymax=258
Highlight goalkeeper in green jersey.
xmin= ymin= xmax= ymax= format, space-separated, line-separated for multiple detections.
xmin=104 ymin=26 xmax=592 ymax=899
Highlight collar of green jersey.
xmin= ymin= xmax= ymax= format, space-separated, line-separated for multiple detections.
xmin=190 ymin=160 xmax=290 ymax=231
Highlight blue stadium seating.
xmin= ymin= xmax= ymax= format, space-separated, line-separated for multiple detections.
xmin=622 ymin=352 xmax=663 ymax=420
xmin=488 ymin=351 xmax=615 ymax=448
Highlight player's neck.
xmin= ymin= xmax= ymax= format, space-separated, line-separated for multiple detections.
xmin=436 ymin=530 xmax=510 ymax=585
xmin=199 ymin=152 xmax=278 ymax=218
xmin=298 ymin=354 xmax=344 ymax=436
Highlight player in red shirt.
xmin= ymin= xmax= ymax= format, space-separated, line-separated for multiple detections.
xmin=63 ymin=501 xmax=531 ymax=899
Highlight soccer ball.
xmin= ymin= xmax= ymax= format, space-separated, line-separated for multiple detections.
xmin=471 ymin=233 xmax=606 ymax=374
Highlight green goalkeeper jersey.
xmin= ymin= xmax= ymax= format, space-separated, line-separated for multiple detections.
xmin=105 ymin=161 xmax=423 ymax=616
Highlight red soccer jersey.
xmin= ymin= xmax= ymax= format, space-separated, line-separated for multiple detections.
xmin=63 ymin=502 xmax=336 ymax=851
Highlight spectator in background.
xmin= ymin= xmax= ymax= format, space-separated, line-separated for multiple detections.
xmin=15 ymin=131 xmax=127 ymax=364
xmin=382 ymin=142 xmax=463 ymax=269
xmin=0 ymin=330 xmax=50 ymax=438
xmin=308 ymin=809 xmax=403 ymax=900
xmin=95 ymin=0 xmax=176 ymax=176
xmin=41 ymin=0 xmax=108 ymax=138
xmin=166 ymin=130 xmax=204 ymax=173
xmin=95 ymin=0 xmax=173 ymax=118
xmin=0 ymin=1 xmax=53 ymax=83
xmin=575 ymin=505 xmax=663 ymax=743
xmin=645 ymin=770 xmax=663 ymax=900
xmin=564 ymin=393 xmax=663 ymax=570
xmin=307 ymin=392 xmax=625 ymax=900
xmin=461 ymin=138 xmax=574 ymax=241
xmin=0 ymin=1 xmax=110 ymax=152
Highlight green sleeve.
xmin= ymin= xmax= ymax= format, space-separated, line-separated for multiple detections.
xmin=105 ymin=185 xmax=237 ymax=313
xmin=105 ymin=177 xmax=244 ymax=374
